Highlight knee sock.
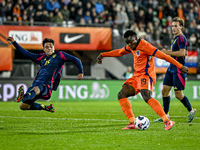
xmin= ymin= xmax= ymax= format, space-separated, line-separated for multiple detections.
xmin=163 ymin=96 xmax=170 ymax=114
xmin=180 ymin=96 xmax=192 ymax=112
xmin=119 ymin=98 xmax=135 ymax=123
xmin=29 ymin=103 xmax=45 ymax=110
xmin=23 ymin=90 xmax=37 ymax=101
xmin=147 ymin=98 xmax=169 ymax=122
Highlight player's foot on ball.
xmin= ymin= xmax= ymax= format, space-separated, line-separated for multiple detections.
xmin=122 ymin=123 xmax=137 ymax=130
xmin=188 ymin=108 xmax=196 ymax=122
xmin=16 ymin=85 xmax=24 ymax=103
xmin=46 ymin=104 xmax=55 ymax=113
xmin=154 ymin=114 xmax=170 ymax=123
xmin=164 ymin=120 xmax=175 ymax=130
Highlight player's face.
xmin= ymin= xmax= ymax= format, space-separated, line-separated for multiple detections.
xmin=172 ymin=21 xmax=182 ymax=36
xmin=43 ymin=42 xmax=55 ymax=56
xmin=125 ymin=36 xmax=137 ymax=49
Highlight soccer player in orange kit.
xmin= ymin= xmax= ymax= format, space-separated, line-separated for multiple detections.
xmin=97 ymin=30 xmax=188 ymax=130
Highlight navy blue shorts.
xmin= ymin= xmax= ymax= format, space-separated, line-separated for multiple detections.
xmin=163 ymin=70 xmax=187 ymax=91
xmin=22 ymin=84 xmax=52 ymax=104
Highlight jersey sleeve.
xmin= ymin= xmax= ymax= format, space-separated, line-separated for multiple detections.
xmin=101 ymin=45 xmax=131 ymax=57
xmin=178 ymin=35 xmax=187 ymax=49
xmin=154 ymin=50 xmax=183 ymax=69
xmin=60 ymin=51 xmax=84 ymax=74
xmin=13 ymin=41 xmax=42 ymax=64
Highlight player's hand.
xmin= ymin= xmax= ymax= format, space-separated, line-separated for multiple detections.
xmin=161 ymin=49 xmax=168 ymax=55
xmin=77 ymin=73 xmax=83 ymax=80
xmin=7 ymin=37 xmax=14 ymax=43
xmin=181 ymin=66 xmax=188 ymax=74
xmin=97 ymin=54 xmax=103 ymax=64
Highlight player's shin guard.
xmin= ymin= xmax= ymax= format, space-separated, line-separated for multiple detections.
xmin=180 ymin=96 xmax=192 ymax=112
xmin=119 ymin=98 xmax=135 ymax=123
xmin=163 ymin=96 xmax=170 ymax=114
xmin=29 ymin=103 xmax=45 ymax=110
xmin=147 ymin=98 xmax=169 ymax=122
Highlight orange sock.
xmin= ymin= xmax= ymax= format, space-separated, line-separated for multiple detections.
xmin=119 ymin=98 xmax=135 ymax=123
xmin=147 ymin=98 xmax=170 ymax=122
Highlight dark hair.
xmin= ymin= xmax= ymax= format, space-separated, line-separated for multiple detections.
xmin=124 ymin=30 xmax=137 ymax=38
xmin=43 ymin=38 xmax=54 ymax=46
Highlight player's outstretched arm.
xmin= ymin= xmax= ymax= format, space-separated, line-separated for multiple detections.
xmin=7 ymin=36 xmax=39 ymax=62
xmin=154 ymin=50 xmax=188 ymax=73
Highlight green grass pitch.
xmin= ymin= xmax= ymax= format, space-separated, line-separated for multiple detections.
xmin=0 ymin=101 xmax=199 ymax=150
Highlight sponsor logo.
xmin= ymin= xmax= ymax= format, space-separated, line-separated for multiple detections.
xmin=60 ymin=33 xmax=90 ymax=44
xmin=9 ymin=31 xmax=42 ymax=44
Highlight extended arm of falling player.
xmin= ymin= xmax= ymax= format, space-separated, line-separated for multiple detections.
xmin=101 ymin=47 xmax=130 ymax=57
xmin=154 ymin=50 xmax=183 ymax=69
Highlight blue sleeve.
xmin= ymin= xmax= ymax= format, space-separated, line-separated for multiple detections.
xmin=12 ymin=41 xmax=41 ymax=64
xmin=61 ymin=52 xmax=84 ymax=74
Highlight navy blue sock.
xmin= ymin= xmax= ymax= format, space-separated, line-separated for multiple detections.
xmin=180 ymin=96 xmax=192 ymax=112
xmin=163 ymin=96 xmax=170 ymax=114
xmin=29 ymin=103 xmax=45 ymax=110
xmin=23 ymin=90 xmax=36 ymax=101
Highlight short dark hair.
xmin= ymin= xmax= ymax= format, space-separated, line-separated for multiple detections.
xmin=43 ymin=38 xmax=54 ymax=46
xmin=124 ymin=30 xmax=137 ymax=38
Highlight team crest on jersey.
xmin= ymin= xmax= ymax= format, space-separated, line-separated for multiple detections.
xmin=136 ymin=50 xmax=140 ymax=56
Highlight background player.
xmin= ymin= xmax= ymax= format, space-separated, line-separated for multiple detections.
xmin=154 ymin=17 xmax=196 ymax=123
xmin=97 ymin=30 xmax=188 ymax=130
xmin=7 ymin=37 xmax=83 ymax=112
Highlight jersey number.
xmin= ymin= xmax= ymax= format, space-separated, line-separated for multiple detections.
xmin=141 ymin=78 xmax=146 ymax=87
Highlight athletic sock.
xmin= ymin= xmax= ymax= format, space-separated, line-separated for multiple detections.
xmin=29 ymin=103 xmax=45 ymax=110
xmin=163 ymin=96 xmax=170 ymax=114
xmin=147 ymin=98 xmax=169 ymax=122
xmin=23 ymin=90 xmax=37 ymax=101
xmin=180 ymin=96 xmax=192 ymax=112
xmin=119 ymin=98 xmax=135 ymax=123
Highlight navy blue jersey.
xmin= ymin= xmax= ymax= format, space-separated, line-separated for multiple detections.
xmin=13 ymin=41 xmax=83 ymax=90
xmin=167 ymin=34 xmax=187 ymax=73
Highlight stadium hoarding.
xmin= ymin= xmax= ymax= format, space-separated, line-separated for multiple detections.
xmin=0 ymin=79 xmax=200 ymax=102
xmin=0 ymin=25 xmax=112 ymax=50
xmin=0 ymin=47 xmax=13 ymax=71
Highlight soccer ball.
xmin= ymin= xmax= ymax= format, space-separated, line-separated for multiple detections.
xmin=134 ymin=116 xmax=150 ymax=130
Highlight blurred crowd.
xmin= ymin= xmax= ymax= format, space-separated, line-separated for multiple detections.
xmin=0 ymin=0 xmax=200 ymax=49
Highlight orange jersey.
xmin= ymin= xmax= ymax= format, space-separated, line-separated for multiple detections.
xmin=101 ymin=39 xmax=183 ymax=79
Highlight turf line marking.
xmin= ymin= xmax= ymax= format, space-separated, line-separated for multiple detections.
xmin=0 ymin=116 xmax=128 ymax=122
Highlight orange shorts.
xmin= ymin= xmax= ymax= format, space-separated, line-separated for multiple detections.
xmin=123 ymin=75 xmax=156 ymax=95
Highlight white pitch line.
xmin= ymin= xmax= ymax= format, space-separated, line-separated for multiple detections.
xmin=0 ymin=116 xmax=128 ymax=122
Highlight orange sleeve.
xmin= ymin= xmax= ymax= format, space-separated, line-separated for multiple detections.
xmin=101 ymin=46 xmax=130 ymax=57
xmin=154 ymin=50 xmax=183 ymax=69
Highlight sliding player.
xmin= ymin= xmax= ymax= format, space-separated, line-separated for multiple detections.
xmin=7 ymin=37 xmax=83 ymax=112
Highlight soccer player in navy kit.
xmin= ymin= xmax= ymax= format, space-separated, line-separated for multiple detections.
xmin=7 ymin=37 xmax=84 ymax=112
xmin=154 ymin=17 xmax=196 ymax=122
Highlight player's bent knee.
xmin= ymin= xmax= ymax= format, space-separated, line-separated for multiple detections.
xmin=20 ymin=103 xmax=30 ymax=110
xmin=118 ymin=91 xmax=126 ymax=100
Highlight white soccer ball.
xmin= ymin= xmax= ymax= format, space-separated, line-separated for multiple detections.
xmin=134 ymin=116 xmax=150 ymax=130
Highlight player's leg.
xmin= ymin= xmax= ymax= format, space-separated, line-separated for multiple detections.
xmin=139 ymin=76 xmax=174 ymax=130
xmin=19 ymin=85 xmax=54 ymax=112
xmin=173 ymin=73 xmax=196 ymax=122
xmin=154 ymin=72 xmax=173 ymax=122
xmin=118 ymin=77 xmax=138 ymax=129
